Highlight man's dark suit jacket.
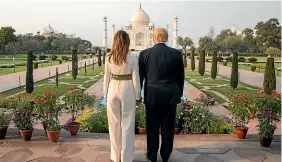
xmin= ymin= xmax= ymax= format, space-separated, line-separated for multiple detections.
xmin=139 ymin=43 xmax=185 ymax=106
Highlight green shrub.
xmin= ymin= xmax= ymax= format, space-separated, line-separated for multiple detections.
xmin=230 ymin=52 xmax=239 ymax=89
xmin=217 ymin=56 xmax=223 ymax=62
xmin=26 ymin=50 xmax=34 ymax=93
xmin=223 ymin=61 xmax=227 ymax=66
xmin=196 ymin=56 xmax=200 ymax=60
xmin=225 ymin=57 xmax=232 ymax=62
xmin=61 ymin=56 xmax=69 ymax=61
xmin=82 ymin=56 xmax=87 ymax=59
xmin=59 ymin=60 xmax=62 ymax=64
xmin=39 ymin=55 xmax=48 ymax=60
xmin=135 ymin=104 xmax=146 ymax=128
xmin=251 ymin=65 xmax=256 ymax=71
xmin=211 ymin=51 xmax=218 ymax=80
xmin=263 ymin=58 xmax=276 ymax=95
xmin=33 ymin=62 xmax=38 ymax=69
xmin=32 ymin=55 xmax=37 ymax=61
xmin=84 ymin=108 xmax=108 ymax=133
xmin=208 ymin=116 xmax=234 ymax=134
xmin=15 ymin=63 xmax=26 ymax=66
xmin=248 ymin=57 xmax=257 ymax=63
xmin=238 ymin=57 xmax=246 ymax=62
xmin=198 ymin=50 xmax=205 ymax=76
xmin=191 ymin=48 xmax=195 ymax=71
xmin=51 ymin=55 xmax=58 ymax=60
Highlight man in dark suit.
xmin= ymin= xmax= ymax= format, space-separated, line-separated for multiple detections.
xmin=138 ymin=28 xmax=184 ymax=162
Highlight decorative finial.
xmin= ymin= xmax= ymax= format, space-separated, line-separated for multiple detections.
xmin=140 ymin=3 xmax=141 ymax=9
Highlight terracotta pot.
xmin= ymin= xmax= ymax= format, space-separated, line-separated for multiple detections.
xmin=0 ymin=127 xmax=8 ymax=139
xmin=175 ymin=128 xmax=180 ymax=134
xmin=67 ymin=122 xmax=80 ymax=136
xmin=260 ymin=137 xmax=273 ymax=147
xmin=235 ymin=127 xmax=249 ymax=139
xmin=138 ymin=127 xmax=147 ymax=134
xmin=47 ymin=130 xmax=61 ymax=142
xmin=19 ymin=130 xmax=33 ymax=141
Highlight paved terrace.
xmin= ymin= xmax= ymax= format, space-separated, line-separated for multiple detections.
xmin=0 ymin=129 xmax=281 ymax=162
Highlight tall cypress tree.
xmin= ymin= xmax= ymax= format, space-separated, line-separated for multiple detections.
xmin=72 ymin=48 xmax=78 ymax=80
xmin=191 ymin=48 xmax=195 ymax=71
xmin=92 ymin=59 xmax=95 ymax=70
xmin=198 ymin=50 xmax=205 ymax=76
xmin=56 ymin=67 xmax=59 ymax=88
xmin=84 ymin=61 xmax=87 ymax=74
xmin=263 ymin=57 xmax=276 ymax=95
xmin=98 ymin=49 xmax=102 ymax=67
xmin=183 ymin=53 xmax=187 ymax=68
xmin=103 ymin=51 xmax=106 ymax=65
xmin=211 ymin=51 xmax=218 ymax=80
xmin=230 ymin=52 xmax=239 ymax=89
xmin=26 ymin=50 xmax=34 ymax=93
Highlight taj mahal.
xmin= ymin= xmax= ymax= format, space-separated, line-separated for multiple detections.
xmin=102 ymin=4 xmax=179 ymax=51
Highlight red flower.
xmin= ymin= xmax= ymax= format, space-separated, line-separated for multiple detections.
xmin=41 ymin=98 xmax=48 ymax=104
xmin=271 ymin=113 xmax=277 ymax=118
xmin=183 ymin=117 xmax=190 ymax=121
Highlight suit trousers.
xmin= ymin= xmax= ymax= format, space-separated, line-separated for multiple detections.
xmin=107 ymin=80 xmax=136 ymax=162
xmin=145 ymin=104 xmax=176 ymax=162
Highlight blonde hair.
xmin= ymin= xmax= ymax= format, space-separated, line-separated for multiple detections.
xmin=109 ymin=30 xmax=130 ymax=65
xmin=153 ymin=28 xmax=168 ymax=43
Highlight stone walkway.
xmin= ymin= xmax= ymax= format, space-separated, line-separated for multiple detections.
xmin=192 ymin=60 xmax=281 ymax=92
xmin=0 ymin=58 xmax=97 ymax=93
xmin=0 ymin=130 xmax=281 ymax=162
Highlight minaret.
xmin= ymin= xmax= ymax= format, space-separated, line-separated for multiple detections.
xmin=102 ymin=16 xmax=108 ymax=50
xmin=112 ymin=24 xmax=115 ymax=43
xmin=166 ymin=24 xmax=169 ymax=45
xmin=173 ymin=16 xmax=178 ymax=49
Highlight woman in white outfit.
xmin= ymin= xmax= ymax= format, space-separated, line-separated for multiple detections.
xmin=103 ymin=30 xmax=141 ymax=162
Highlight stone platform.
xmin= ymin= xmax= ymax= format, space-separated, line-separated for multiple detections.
xmin=0 ymin=129 xmax=281 ymax=162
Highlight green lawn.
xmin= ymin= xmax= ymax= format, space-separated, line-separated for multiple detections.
xmin=0 ymin=60 xmax=65 ymax=76
xmin=185 ymin=69 xmax=261 ymax=104
xmin=2 ymin=64 xmax=105 ymax=97
xmin=220 ymin=62 xmax=281 ymax=77
xmin=202 ymin=90 xmax=227 ymax=104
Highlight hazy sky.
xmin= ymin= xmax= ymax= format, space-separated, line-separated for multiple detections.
xmin=0 ymin=0 xmax=281 ymax=47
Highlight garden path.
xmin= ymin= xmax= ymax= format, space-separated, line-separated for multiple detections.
xmin=0 ymin=58 xmax=97 ymax=93
xmin=192 ymin=59 xmax=281 ymax=92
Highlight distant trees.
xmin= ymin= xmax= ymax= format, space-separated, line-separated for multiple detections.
xmin=0 ymin=27 xmax=92 ymax=53
xmin=177 ymin=36 xmax=194 ymax=68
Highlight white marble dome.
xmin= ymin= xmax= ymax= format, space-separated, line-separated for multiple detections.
xmin=131 ymin=5 xmax=150 ymax=26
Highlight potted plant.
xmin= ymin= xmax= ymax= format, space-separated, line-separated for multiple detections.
xmin=175 ymin=104 xmax=182 ymax=134
xmin=182 ymin=95 xmax=213 ymax=134
xmin=257 ymin=107 xmax=280 ymax=147
xmin=13 ymin=94 xmax=36 ymax=141
xmin=135 ymin=104 xmax=146 ymax=134
xmin=62 ymin=88 xmax=95 ymax=135
xmin=34 ymin=90 xmax=60 ymax=135
xmin=228 ymin=90 xmax=251 ymax=139
xmin=0 ymin=108 xmax=12 ymax=139
xmin=46 ymin=118 xmax=61 ymax=142
xmin=255 ymin=90 xmax=281 ymax=147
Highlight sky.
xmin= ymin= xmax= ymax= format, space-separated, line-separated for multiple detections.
xmin=0 ymin=0 xmax=281 ymax=47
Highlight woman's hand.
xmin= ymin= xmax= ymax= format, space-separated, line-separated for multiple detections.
xmin=136 ymin=98 xmax=142 ymax=106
